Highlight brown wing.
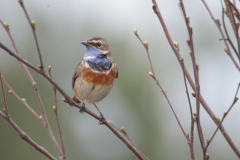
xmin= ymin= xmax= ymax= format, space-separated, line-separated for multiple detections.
xmin=72 ymin=60 xmax=84 ymax=89
xmin=113 ymin=62 xmax=118 ymax=79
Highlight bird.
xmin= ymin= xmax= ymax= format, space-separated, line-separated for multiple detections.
xmin=71 ymin=37 xmax=118 ymax=118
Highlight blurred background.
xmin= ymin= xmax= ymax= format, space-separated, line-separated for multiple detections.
xmin=0 ymin=0 xmax=240 ymax=159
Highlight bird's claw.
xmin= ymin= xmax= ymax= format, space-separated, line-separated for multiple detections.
xmin=79 ymin=101 xmax=86 ymax=113
xmin=98 ymin=114 xmax=105 ymax=125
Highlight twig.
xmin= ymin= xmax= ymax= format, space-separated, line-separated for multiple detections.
xmin=32 ymin=80 xmax=63 ymax=155
xmin=151 ymin=0 xmax=240 ymax=157
xmin=224 ymin=0 xmax=239 ymax=42
xmin=201 ymin=0 xmax=240 ymax=71
xmin=0 ymin=16 xmax=62 ymax=155
xmin=222 ymin=0 xmax=240 ymax=62
xmin=179 ymin=1 xmax=205 ymax=157
xmin=1 ymin=76 xmax=39 ymax=119
xmin=0 ymin=18 xmax=36 ymax=83
xmin=0 ymin=111 xmax=57 ymax=160
xmin=49 ymin=66 xmax=66 ymax=160
xmin=0 ymin=42 xmax=146 ymax=160
xmin=109 ymin=122 xmax=149 ymax=160
xmin=0 ymin=72 xmax=9 ymax=115
xmin=195 ymin=65 xmax=206 ymax=159
xmin=133 ymin=29 xmax=189 ymax=143
xmin=205 ymin=83 xmax=240 ymax=151
xmin=18 ymin=0 xmax=44 ymax=71
xmin=180 ymin=59 xmax=195 ymax=160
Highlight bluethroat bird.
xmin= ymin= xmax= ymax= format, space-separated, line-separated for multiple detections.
xmin=72 ymin=37 xmax=118 ymax=116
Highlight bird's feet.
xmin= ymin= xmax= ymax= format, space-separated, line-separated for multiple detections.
xmin=79 ymin=101 xmax=86 ymax=113
xmin=98 ymin=113 xmax=105 ymax=125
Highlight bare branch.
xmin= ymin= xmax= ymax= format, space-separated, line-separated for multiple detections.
xmin=1 ymin=76 xmax=39 ymax=119
xmin=151 ymin=0 xmax=240 ymax=157
xmin=0 ymin=72 xmax=9 ymax=115
xmin=49 ymin=66 xmax=66 ymax=160
xmin=0 ymin=42 xmax=146 ymax=160
xmin=109 ymin=121 xmax=149 ymax=160
xmin=0 ymin=111 xmax=57 ymax=160
xmin=180 ymin=59 xmax=195 ymax=160
xmin=205 ymin=83 xmax=240 ymax=151
xmin=133 ymin=30 xmax=189 ymax=144
xmin=18 ymin=0 xmax=44 ymax=71
xmin=201 ymin=0 xmax=240 ymax=71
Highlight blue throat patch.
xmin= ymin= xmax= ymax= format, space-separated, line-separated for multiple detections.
xmin=84 ymin=46 xmax=112 ymax=72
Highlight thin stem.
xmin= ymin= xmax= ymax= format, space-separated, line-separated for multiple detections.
xmin=49 ymin=66 xmax=66 ymax=160
xmin=0 ymin=42 xmax=146 ymax=160
xmin=195 ymin=65 xmax=206 ymax=159
xmin=18 ymin=0 xmax=44 ymax=71
xmin=1 ymin=76 xmax=39 ymax=119
xmin=134 ymin=31 xmax=189 ymax=142
xmin=33 ymin=81 xmax=63 ymax=155
xmin=201 ymin=0 xmax=240 ymax=71
xmin=0 ymin=18 xmax=35 ymax=83
xmin=0 ymin=72 xmax=9 ymax=115
xmin=151 ymin=0 xmax=240 ymax=157
xmin=110 ymin=122 xmax=149 ymax=160
xmin=179 ymin=1 xmax=205 ymax=156
xmin=224 ymin=0 xmax=239 ymax=42
xmin=222 ymin=0 xmax=240 ymax=60
xmin=205 ymin=83 xmax=240 ymax=151
xmin=0 ymin=16 xmax=62 ymax=155
xmin=180 ymin=59 xmax=195 ymax=160
xmin=0 ymin=111 xmax=57 ymax=160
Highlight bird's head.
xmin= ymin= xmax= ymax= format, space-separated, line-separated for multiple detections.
xmin=82 ymin=37 xmax=112 ymax=61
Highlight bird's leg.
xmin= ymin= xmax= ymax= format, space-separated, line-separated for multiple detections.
xmin=79 ymin=101 xmax=86 ymax=113
xmin=93 ymin=103 xmax=105 ymax=125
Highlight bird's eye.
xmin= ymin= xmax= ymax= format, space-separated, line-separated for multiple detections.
xmin=96 ymin=42 xmax=101 ymax=47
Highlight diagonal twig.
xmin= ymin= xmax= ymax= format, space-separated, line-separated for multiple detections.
xmin=205 ymin=83 xmax=240 ymax=151
xmin=201 ymin=0 xmax=240 ymax=71
xmin=0 ymin=42 xmax=146 ymax=160
xmin=133 ymin=29 xmax=189 ymax=143
xmin=0 ymin=17 xmax=62 ymax=155
xmin=0 ymin=111 xmax=57 ymax=160
xmin=18 ymin=0 xmax=44 ymax=71
xmin=151 ymin=0 xmax=240 ymax=157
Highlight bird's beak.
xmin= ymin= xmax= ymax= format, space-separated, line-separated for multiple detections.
xmin=81 ymin=41 xmax=89 ymax=46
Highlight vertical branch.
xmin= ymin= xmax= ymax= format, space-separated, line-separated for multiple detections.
xmin=32 ymin=80 xmax=63 ymax=155
xmin=180 ymin=59 xmax=195 ymax=160
xmin=48 ymin=66 xmax=66 ymax=160
xmin=195 ymin=65 xmax=206 ymax=159
xmin=151 ymin=0 xmax=240 ymax=158
xmin=201 ymin=0 xmax=240 ymax=71
xmin=0 ymin=72 xmax=9 ymax=116
xmin=179 ymin=1 xmax=206 ymax=157
xmin=224 ymin=0 xmax=240 ymax=62
xmin=18 ymin=0 xmax=44 ymax=71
